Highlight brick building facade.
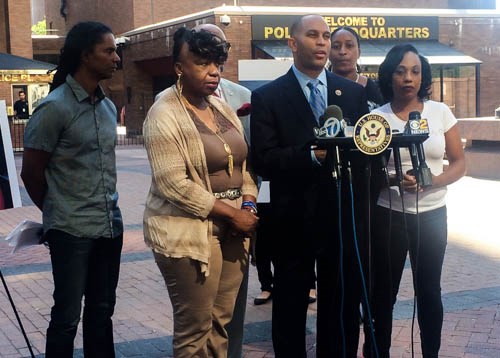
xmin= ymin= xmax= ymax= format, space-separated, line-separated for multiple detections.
xmin=1 ymin=0 xmax=33 ymax=58
xmin=2 ymin=1 xmax=499 ymax=133
xmin=0 ymin=0 xmax=53 ymax=117
xmin=117 ymin=6 xmax=500 ymax=131
xmin=43 ymin=0 xmax=450 ymax=35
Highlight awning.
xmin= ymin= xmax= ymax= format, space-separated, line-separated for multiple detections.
xmin=253 ymin=40 xmax=482 ymax=66
xmin=0 ymin=52 xmax=55 ymax=71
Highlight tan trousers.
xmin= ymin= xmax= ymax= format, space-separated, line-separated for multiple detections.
xmin=154 ymin=230 xmax=249 ymax=358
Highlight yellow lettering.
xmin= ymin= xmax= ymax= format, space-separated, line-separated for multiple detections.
xmin=329 ymin=17 xmax=367 ymax=27
xmin=369 ymin=27 xmax=379 ymax=39
xmin=387 ymin=27 xmax=396 ymax=39
xmin=358 ymin=27 xmax=369 ymax=39
xmin=422 ymin=27 xmax=430 ymax=39
xmin=264 ymin=27 xmax=273 ymax=39
xmin=370 ymin=17 xmax=386 ymax=26
xmin=377 ymin=27 xmax=387 ymax=39
xmin=275 ymin=27 xmax=285 ymax=39
xmin=263 ymin=26 xmax=290 ymax=39
xmin=323 ymin=16 xmax=334 ymax=26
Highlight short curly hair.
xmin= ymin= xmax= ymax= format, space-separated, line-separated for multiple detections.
xmin=173 ymin=27 xmax=230 ymax=66
xmin=378 ymin=44 xmax=432 ymax=103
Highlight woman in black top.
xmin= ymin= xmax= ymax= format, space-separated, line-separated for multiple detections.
xmin=329 ymin=26 xmax=384 ymax=111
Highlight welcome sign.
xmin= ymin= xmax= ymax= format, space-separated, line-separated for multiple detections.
xmin=252 ymin=15 xmax=439 ymax=41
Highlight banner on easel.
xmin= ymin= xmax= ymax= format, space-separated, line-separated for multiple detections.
xmin=0 ymin=100 xmax=22 ymax=209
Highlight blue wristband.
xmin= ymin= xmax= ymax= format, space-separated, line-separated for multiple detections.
xmin=241 ymin=201 xmax=257 ymax=213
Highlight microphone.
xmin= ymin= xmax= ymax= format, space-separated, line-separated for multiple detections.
xmin=405 ymin=111 xmax=432 ymax=187
xmin=314 ymin=105 xmax=344 ymax=138
xmin=390 ymin=130 xmax=404 ymax=194
xmin=313 ymin=105 xmax=344 ymax=179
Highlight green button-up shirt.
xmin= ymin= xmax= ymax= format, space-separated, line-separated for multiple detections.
xmin=24 ymin=75 xmax=123 ymax=238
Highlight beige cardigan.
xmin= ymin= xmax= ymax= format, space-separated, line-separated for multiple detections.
xmin=143 ymin=85 xmax=258 ymax=275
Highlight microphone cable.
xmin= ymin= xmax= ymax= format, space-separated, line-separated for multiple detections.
xmin=381 ymin=151 xmax=394 ymax=357
xmin=410 ymin=183 xmax=422 ymax=358
xmin=393 ymin=147 xmax=416 ymax=358
xmin=0 ymin=268 xmax=35 ymax=358
xmin=398 ymin=173 xmax=415 ymax=358
xmin=336 ymin=175 xmax=346 ymax=358
xmin=399 ymin=168 xmax=423 ymax=358
xmin=346 ymin=163 xmax=380 ymax=358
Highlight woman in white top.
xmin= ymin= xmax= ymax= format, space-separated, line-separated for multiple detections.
xmin=366 ymin=44 xmax=465 ymax=358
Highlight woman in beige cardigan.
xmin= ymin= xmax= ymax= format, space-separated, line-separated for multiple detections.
xmin=143 ymin=27 xmax=258 ymax=357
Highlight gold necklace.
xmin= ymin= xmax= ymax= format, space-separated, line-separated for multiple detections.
xmin=182 ymin=96 xmax=233 ymax=177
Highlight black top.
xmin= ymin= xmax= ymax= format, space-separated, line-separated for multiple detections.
xmin=365 ymin=78 xmax=384 ymax=112
xmin=13 ymin=100 xmax=29 ymax=119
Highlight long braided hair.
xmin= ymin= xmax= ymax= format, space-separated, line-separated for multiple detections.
xmin=50 ymin=21 xmax=113 ymax=92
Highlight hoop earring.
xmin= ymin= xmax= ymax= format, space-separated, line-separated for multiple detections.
xmin=176 ymin=73 xmax=183 ymax=96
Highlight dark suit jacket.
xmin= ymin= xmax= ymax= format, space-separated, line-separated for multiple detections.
xmin=251 ymin=68 xmax=369 ymax=242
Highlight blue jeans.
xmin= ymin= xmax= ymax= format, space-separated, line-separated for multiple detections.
xmin=367 ymin=206 xmax=447 ymax=358
xmin=45 ymin=229 xmax=123 ymax=358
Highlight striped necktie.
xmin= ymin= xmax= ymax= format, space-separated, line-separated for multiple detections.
xmin=307 ymin=79 xmax=326 ymax=124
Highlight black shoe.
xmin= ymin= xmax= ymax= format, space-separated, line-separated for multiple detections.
xmin=254 ymin=290 xmax=272 ymax=305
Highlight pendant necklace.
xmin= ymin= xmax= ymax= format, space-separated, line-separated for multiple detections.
xmin=182 ymin=97 xmax=233 ymax=177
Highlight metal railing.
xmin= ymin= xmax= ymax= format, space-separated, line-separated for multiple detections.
xmin=8 ymin=119 xmax=143 ymax=152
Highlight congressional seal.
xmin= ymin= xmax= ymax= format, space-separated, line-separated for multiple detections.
xmin=353 ymin=113 xmax=392 ymax=155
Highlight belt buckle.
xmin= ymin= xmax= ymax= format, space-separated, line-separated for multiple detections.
xmin=214 ymin=188 xmax=241 ymax=200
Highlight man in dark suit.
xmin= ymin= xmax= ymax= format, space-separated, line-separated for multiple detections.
xmin=251 ymin=14 xmax=370 ymax=357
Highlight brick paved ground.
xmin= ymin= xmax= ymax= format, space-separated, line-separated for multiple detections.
xmin=0 ymin=147 xmax=499 ymax=357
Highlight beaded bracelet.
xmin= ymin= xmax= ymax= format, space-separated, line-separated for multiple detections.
xmin=241 ymin=200 xmax=258 ymax=214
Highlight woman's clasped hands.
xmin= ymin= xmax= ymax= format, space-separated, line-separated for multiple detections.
xmin=230 ymin=207 xmax=258 ymax=237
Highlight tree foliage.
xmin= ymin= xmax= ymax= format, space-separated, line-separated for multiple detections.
xmin=32 ymin=19 xmax=47 ymax=35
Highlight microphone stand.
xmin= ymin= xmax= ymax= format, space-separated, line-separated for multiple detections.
xmin=364 ymin=155 xmax=375 ymax=358
xmin=316 ymin=133 xmax=430 ymax=358
xmin=317 ymin=136 xmax=379 ymax=357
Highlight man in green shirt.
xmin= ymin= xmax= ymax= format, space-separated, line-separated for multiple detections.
xmin=21 ymin=21 xmax=123 ymax=358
